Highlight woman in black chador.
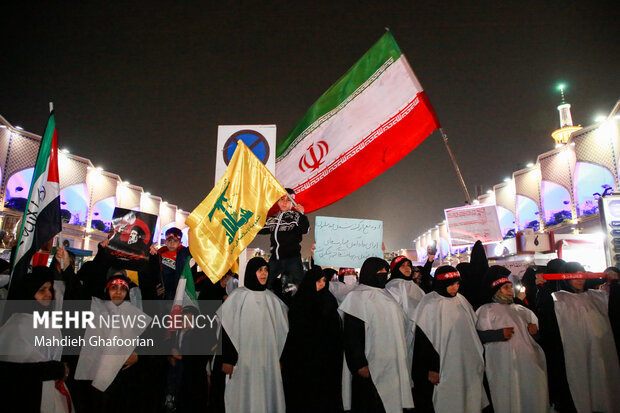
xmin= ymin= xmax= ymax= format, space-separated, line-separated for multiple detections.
xmin=282 ymin=267 xmax=343 ymax=413
xmin=0 ymin=266 xmax=72 ymax=413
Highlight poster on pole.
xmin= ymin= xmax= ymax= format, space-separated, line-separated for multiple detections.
xmin=444 ymin=204 xmax=503 ymax=247
xmin=314 ymin=216 xmax=383 ymax=268
xmin=215 ymin=125 xmax=276 ymax=183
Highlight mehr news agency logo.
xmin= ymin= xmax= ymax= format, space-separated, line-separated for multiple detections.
xmin=30 ymin=309 xmax=218 ymax=348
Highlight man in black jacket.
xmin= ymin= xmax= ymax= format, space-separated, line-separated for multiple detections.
xmin=259 ymin=188 xmax=309 ymax=287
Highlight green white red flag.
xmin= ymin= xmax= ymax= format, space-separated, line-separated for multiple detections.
xmin=169 ymin=258 xmax=199 ymax=332
xmin=275 ymin=32 xmax=440 ymax=213
xmin=9 ymin=110 xmax=62 ymax=294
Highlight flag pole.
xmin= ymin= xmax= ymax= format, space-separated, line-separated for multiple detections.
xmin=286 ymin=193 xmax=298 ymax=207
xmin=439 ymin=128 xmax=472 ymax=204
xmin=49 ymin=102 xmax=62 ymax=265
xmin=8 ymin=102 xmax=61 ymax=297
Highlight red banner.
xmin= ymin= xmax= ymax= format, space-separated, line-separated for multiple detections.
xmin=542 ymin=272 xmax=606 ymax=280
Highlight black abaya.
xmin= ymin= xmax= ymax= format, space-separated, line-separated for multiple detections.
xmin=282 ymin=268 xmax=343 ymax=413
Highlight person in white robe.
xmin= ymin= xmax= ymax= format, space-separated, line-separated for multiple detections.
xmin=412 ymin=265 xmax=488 ymax=413
xmin=385 ymin=256 xmax=425 ymax=367
xmin=476 ymin=265 xmax=549 ymax=413
xmin=537 ymin=261 xmax=620 ymax=413
xmin=339 ymin=257 xmax=414 ymax=413
xmin=218 ymin=256 xmax=289 ymax=413
xmin=0 ymin=266 xmax=73 ymax=413
xmin=328 ymin=267 xmax=358 ymax=305
xmin=74 ymin=269 xmax=151 ymax=412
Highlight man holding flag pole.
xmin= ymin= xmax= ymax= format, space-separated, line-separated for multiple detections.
xmin=8 ymin=103 xmax=62 ymax=299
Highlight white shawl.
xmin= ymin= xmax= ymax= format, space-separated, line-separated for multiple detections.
xmin=414 ymin=292 xmax=488 ymax=413
xmin=553 ymin=289 xmax=620 ymax=413
xmin=476 ymin=302 xmax=549 ymax=413
xmin=339 ymin=284 xmax=414 ymax=413
xmin=75 ymin=298 xmax=151 ymax=391
xmin=217 ymin=287 xmax=289 ymax=413
xmin=0 ymin=313 xmax=72 ymax=413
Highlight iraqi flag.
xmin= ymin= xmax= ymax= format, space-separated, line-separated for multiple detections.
xmin=9 ymin=110 xmax=62 ymax=292
xmin=276 ymin=32 xmax=440 ymax=213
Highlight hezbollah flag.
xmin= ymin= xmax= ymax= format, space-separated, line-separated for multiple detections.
xmin=9 ymin=109 xmax=62 ymax=295
xmin=276 ymin=31 xmax=440 ymax=213
xmin=186 ymin=140 xmax=286 ymax=283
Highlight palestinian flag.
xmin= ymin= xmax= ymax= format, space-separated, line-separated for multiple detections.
xmin=9 ymin=110 xmax=62 ymax=293
xmin=276 ymin=32 xmax=440 ymax=213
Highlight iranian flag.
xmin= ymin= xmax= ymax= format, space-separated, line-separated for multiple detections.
xmin=9 ymin=109 xmax=61 ymax=293
xmin=276 ymin=32 xmax=440 ymax=213
xmin=169 ymin=258 xmax=199 ymax=332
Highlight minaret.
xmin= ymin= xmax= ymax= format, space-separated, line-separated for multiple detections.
xmin=552 ymin=84 xmax=582 ymax=146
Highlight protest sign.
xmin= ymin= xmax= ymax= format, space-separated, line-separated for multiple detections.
xmin=314 ymin=216 xmax=383 ymax=268
xmin=106 ymin=208 xmax=158 ymax=270
xmin=445 ymin=204 xmax=503 ymax=247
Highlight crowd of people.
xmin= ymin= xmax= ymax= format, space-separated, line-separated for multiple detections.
xmin=0 ymin=189 xmax=618 ymax=413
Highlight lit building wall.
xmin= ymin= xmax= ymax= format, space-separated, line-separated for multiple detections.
xmin=116 ymin=183 xmax=142 ymax=210
xmin=0 ymin=115 xmax=190 ymax=252
xmin=410 ymin=110 xmax=620 ymax=256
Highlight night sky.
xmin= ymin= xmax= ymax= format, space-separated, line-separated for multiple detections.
xmin=2 ymin=1 xmax=619 ymax=255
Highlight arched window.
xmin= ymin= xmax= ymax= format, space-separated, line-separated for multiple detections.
xmin=516 ymin=195 xmax=540 ymax=231
xmin=5 ymin=168 xmax=34 ymax=211
xmin=91 ymin=196 xmax=117 ymax=232
xmin=541 ymin=181 xmax=572 ymax=225
xmin=60 ymin=184 xmax=89 ymax=226
xmin=574 ymin=162 xmax=614 ymax=216
xmin=497 ymin=206 xmax=516 ymax=238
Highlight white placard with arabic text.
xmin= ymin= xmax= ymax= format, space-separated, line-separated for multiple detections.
xmin=314 ymin=216 xmax=383 ymax=268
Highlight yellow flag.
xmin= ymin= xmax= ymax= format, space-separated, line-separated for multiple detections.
xmin=186 ymin=140 xmax=286 ymax=283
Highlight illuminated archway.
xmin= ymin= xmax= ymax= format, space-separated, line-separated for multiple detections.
xmin=497 ymin=206 xmax=516 ymax=238
xmin=574 ymin=162 xmax=614 ymax=216
xmin=541 ymin=181 xmax=572 ymax=225
xmin=516 ymin=195 xmax=540 ymax=231
xmin=91 ymin=196 xmax=117 ymax=232
xmin=60 ymin=184 xmax=89 ymax=226
xmin=5 ymin=168 xmax=34 ymax=211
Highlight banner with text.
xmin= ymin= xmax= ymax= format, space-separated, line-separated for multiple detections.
xmin=445 ymin=204 xmax=503 ymax=247
xmin=314 ymin=216 xmax=383 ymax=268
